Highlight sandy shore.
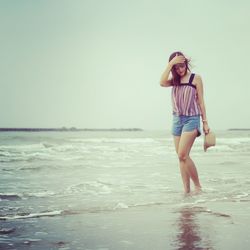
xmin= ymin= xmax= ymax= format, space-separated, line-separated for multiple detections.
xmin=1 ymin=200 xmax=250 ymax=250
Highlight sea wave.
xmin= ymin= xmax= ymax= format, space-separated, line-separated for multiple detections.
xmin=0 ymin=193 xmax=22 ymax=201
xmin=0 ymin=210 xmax=63 ymax=220
xmin=1 ymin=135 xmax=249 ymax=164
xmin=0 ymin=201 xmax=170 ymax=221
xmin=68 ymin=137 xmax=159 ymax=144
xmin=0 ymin=191 xmax=56 ymax=201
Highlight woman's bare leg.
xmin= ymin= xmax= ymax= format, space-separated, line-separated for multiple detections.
xmin=174 ymin=136 xmax=191 ymax=193
xmin=186 ymin=156 xmax=202 ymax=191
xmin=177 ymin=130 xmax=202 ymax=192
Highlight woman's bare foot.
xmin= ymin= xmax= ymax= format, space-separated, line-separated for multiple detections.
xmin=194 ymin=186 xmax=202 ymax=194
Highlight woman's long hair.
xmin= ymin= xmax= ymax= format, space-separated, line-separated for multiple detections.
xmin=168 ymin=51 xmax=191 ymax=85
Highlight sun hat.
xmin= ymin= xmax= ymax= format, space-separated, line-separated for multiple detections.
xmin=204 ymin=131 xmax=216 ymax=152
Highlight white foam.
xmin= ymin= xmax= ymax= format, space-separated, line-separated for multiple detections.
xmin=217 ymin=137 xmax=250 ymax=144
xmin=27 ymin=191 xmax=56 ymax=198
xmin=0 ymin=210 xmax=62 ymax=220
xmin=194 ymin=199 xmax=207 ymax=204
xmin=35 ymin=231 xmax=48 ymax=236
xmin=113 ymin=202 xmax=129 ymax=209
xmin=66 ymin=181 xmax=113 ymax=195
xmin=120 ymin=240 xmax=134 ymax=245
xmin=234 ymin=192 xmax=248 ymax=198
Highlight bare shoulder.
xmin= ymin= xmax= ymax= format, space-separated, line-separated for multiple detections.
xmin=193 ymin=74 xmax=203 ymax=87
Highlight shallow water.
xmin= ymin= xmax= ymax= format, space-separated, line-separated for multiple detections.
xmin=0 ymin=130 xmax=250 ymax=249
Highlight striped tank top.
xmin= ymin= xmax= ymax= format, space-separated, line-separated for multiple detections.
xmin=171 ymin=73 xmax=201 ymax=116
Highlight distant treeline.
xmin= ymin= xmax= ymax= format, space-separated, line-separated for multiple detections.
xmin=0 ymin=127 xmax=143 ymax=132
xmin=228 ymin=128 xmax=250 ymax=131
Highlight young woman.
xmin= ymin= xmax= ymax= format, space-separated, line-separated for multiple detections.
xmin=160 ymin=51 xmax=210 ymax=194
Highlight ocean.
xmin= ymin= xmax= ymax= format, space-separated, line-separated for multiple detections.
xmin=0 ymin=130 xmax=250 ymax=249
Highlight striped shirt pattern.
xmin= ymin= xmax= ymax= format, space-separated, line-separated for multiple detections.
xmin=171 ymin=73 xmax=202 ymax=116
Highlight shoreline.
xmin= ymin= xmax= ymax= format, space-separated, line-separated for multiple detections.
xmin=0 ymin=128 xmax=143 ymax=132
xmin=228 ymin=128 xmax=250 ymax=131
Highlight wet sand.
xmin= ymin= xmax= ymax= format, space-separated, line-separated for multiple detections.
xmin=1 ymin=199 xmax=250 ymax=250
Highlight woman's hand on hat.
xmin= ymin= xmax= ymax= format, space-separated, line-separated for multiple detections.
xmin=203 ymin=122 xmax=210 ymax=134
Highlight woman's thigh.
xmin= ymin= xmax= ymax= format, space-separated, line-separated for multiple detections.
xmin=178 ymin=130 xmax=197 ymax=157
xmin=174 ymin=136 xmax=181 ymax=154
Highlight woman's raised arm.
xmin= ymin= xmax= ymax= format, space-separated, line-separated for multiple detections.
xmin=160 ymin=63 xmax=173 ymax=87
xmin=159 ymin=54 xmax=185 ymax=87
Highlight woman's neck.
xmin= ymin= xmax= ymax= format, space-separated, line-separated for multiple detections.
xmin=180 ymin=72 xmax=191 ymax=82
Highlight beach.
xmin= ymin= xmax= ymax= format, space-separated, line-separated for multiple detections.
xmin=1 ymin=130 xmax=250 ymax=249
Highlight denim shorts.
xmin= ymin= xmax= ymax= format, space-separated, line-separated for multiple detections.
xmin=172 ymin=114 xmax=201 ymax=137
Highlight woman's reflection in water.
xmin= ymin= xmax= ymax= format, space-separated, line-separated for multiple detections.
xmin=174 ymin=206 xmax=213 ymax=250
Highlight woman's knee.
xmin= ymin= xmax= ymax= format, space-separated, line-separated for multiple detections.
xmin=178 ymin=151 xmax=188 ymax=161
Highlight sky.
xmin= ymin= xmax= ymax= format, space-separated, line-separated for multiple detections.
xmin=0 ymin=0 xmax=250 ymax=130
